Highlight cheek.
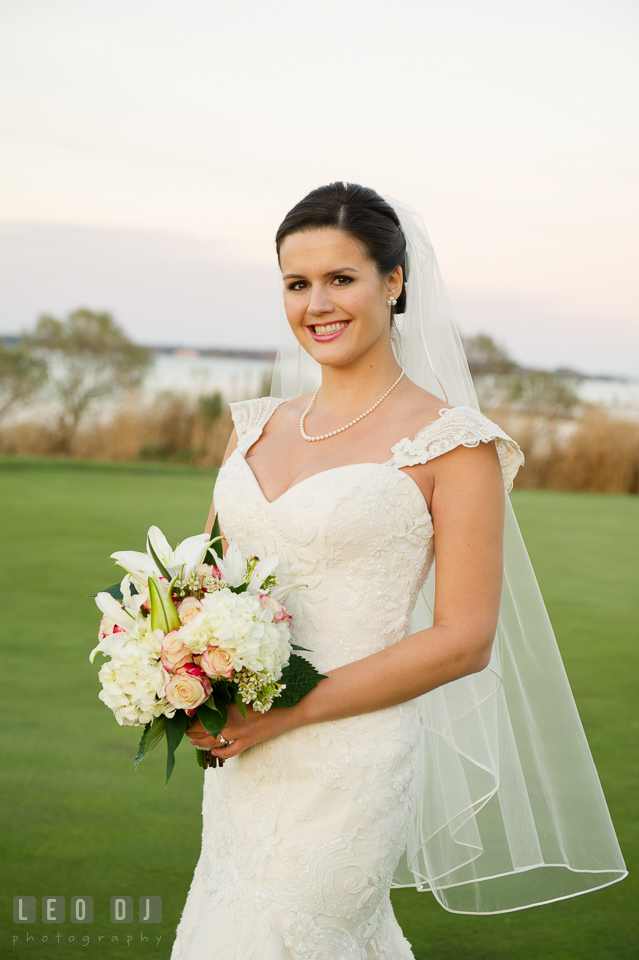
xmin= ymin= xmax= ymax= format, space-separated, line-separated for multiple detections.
xmin=344 ymin=286 xmax=386 ymax=329
xmin=283 ymin=294 xmax=306 ymax=327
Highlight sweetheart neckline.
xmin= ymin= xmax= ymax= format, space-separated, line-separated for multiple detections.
xmin=231 ymin=449 xmax=433 ymax=518
xmin=225 ymin=402 xmax=469 ymax=510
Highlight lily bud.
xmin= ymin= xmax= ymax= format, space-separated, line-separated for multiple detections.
xmin=148 ymin=574 xmax=180 ymax=633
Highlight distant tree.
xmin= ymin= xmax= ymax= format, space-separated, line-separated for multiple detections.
xmin=462 ymin=334 xmax=518 ymax=375
xmin=26 ymin=308 xmax=152 ymax=451
xmin=506 ymin=370 xmax=579 ymax=418
xmin=198 ymin=391 xmax=223 ymax=424
xmin=462 ymin=332 xmax=580 ymax=416
xmin=0 ymin=340 xmax=48 ymax=421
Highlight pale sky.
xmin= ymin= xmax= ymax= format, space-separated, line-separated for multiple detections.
xmin=1 ymin=0 xmax=637 ymax=376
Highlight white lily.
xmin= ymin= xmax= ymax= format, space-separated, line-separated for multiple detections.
xmin=146 ymin=526 xmax=212 ymax=580
xmin=210 ymin=540 xmax=289 ymax=595
xmin=111 ymin=526 xmax=213 ymax=586
xmin=247 ymin=555 xmax=280 ymax=594
xmin=211 ymin=540 xmax=245 ymax=587
xmin=270 ymin=582 xmax=306 ymax=602
xmin=122 ymin=574 xmax=149 ymax=617
xmin=90 ymin=592 xmax=135 ymax=662
xmin=110 ymin=550 xmax=158 ymax=587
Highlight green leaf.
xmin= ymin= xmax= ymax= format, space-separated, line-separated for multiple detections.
xmin=134 ymin=716 xmax=166 ymax=770
xmin=164 ymin=711 xmax=189 ymax=785
xmin=203 ymin=694 xmax=222 ymax=714
xmin=291 ymin=643 xmax=312 ymax=652
xmin=204 ymin=514 xmax=223 ymax=566
xmin=92 ymin=582 xmax=123 ymax=600
xmin=92 ymin=581 xmax=137 ymax=600
xmin=196 ymin=702 xmax=227 ymax=740
xmin=233 ymin=690 xmax=247 ymax=720
xmin=275 ymin=654 xmax=326 ymax=709
xmin=211 ymin=512 xmax=221 ymax=543
xmin=214 ymin=682 xmax=233 ymax=703
xmin=134 ymin=723 xmax=150 ymax=768
xmin=146 ymin=539 xmax=172 ymax=581
xmin=228 ymin=583 xmax=248 ymax=595
xmin=149 ymin=574 xmax=180 ymax=633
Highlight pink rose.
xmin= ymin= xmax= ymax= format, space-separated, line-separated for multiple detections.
xmin=259 ymin=594 xmax=292 ymax=626
xmin=200 ymin=645 xmax=235 ymax=679
xmin=177 ymin=596 xmax=203 ymax=625
xmin=161 ymin=631 xmax=194 ymax=672
xmin=197 ymin=563 xmax=220 ymax=580
xmin=98 ymin=616 xmax=126 ymax=641
xmin=164 ymin=667 xmax=211 ymax=712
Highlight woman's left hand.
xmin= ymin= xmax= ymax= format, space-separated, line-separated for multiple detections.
xmin=185 ymin=701 xmax=299 ymax=760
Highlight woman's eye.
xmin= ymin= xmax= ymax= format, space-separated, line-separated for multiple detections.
xmin=288 ymin=281 xmax=307 ymax=291
xmin=333 ymin=276 xmax=352 ymax=286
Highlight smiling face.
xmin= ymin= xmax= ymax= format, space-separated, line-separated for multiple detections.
xmin=279 ymin=228 xmax=403 ymax=369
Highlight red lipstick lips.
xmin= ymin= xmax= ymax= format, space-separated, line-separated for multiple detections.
xmin=308 ymin=320 xmax=351 ymax=342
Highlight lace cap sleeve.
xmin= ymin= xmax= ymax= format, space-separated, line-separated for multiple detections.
xmin=389 ymin=406 xmax=524 ymax=492
xmin=228 ymin=396 xmax=288 ymax=455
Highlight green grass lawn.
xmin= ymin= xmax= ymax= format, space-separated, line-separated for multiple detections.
xmin=1 ymin=457 xmax=637 ymax=960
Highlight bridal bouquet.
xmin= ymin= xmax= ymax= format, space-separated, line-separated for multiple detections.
xmin=90 ymin=519 xmax=322 ymax=782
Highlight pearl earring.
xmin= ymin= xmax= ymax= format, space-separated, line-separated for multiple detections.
xmin=387 ymin=296 xmax=398 ymax=306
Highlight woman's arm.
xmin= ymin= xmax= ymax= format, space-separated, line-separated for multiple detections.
xmin=189 ymin=440 xmax=505 ymax=756
xmin=204 ymin=428 xmax=238 ymax=534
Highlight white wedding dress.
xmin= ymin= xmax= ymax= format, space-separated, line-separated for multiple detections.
xmin=171 ymin=397 xmax=523 ymax=960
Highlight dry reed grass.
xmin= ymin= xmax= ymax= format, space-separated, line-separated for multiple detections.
xmin=0 ymin=392 xmax=234 ymax=468
xmin=492 ymin=407 xmax=639 ymax=495
xmin=1 ymin=394 xmax=638 ymax=494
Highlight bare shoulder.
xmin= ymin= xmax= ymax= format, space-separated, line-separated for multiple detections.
xmin=393 ymin=379 xmax=453 ymax=436
xmin=264 ymin=393 xmax=312 ymax=430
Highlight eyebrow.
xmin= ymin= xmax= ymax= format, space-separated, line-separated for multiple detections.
xmin=282 ymin=267 xmax=360 ymax=280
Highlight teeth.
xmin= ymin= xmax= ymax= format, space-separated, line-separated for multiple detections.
xmin=314 ymin=321 xmax=349 ymax=334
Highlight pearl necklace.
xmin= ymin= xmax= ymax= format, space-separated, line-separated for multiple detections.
xmin=299 ymin=371 xmax=405 ymax=442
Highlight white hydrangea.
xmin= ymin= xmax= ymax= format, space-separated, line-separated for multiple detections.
xmin=97 ymin=637 xmax=173 ymax=726
xmin=177 ymin=587 xmax=291 ymax=678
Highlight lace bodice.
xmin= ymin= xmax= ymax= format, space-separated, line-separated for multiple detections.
xmin=214 ymin=398 xmax=523 ymax=674
xmin=172 ymin=398 xmax=524 ymax=960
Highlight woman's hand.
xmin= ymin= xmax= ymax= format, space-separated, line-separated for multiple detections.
xmin=186 ymin=701 xmax=301 ymax=761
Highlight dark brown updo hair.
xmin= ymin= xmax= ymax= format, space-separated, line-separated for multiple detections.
xmin=275 ymin=182 xmax=408 ymax=314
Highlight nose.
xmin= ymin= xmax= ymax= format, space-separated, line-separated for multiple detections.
xmin=307 ymin=284 xmax=335 ymax=318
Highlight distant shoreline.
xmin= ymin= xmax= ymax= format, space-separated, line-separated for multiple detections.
xmin=149 ymin=345 xmax=278 ymax=362
xmin=1 ymin=333 xmax=277 ymax=363
xmin=1 ymin=334 xmax=635 ymax=382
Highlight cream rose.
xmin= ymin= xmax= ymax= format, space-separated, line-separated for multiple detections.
xmin=177 ymin=597 xmax=203 ymax=625
xmin=259 ymin=594 xmax=291 ymax=625
xmin=164 ymin=669 xmax=211 ymax=712
xmin=200 ymin=645 xmax=234 ymax=679
xmin=160 ymin=631 xmax=194 ymax=672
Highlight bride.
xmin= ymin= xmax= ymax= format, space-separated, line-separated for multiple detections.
xmin=172 ymin=183 xmax=625 ymax=959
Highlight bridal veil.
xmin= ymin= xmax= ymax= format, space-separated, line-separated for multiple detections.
xmin=270 ymin=194 xmax=626 ymax=914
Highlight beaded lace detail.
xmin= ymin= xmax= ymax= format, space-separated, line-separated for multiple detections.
xmin=387 ymin=405 xmax=524 ymax=493
xmin=229 ymin=396 xmax=289 ymax=456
